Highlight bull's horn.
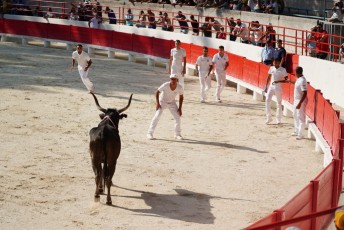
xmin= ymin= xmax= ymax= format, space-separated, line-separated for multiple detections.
xmin=90 ymin=92 xmax=106 ymax=113
xmin=118 ymin=94 xmax=133 ymax=114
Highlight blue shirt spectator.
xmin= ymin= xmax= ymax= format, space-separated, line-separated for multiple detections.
xmin=261 ymin=42 xmax=275 ymax=65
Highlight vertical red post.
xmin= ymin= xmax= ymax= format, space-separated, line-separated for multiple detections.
xmin=273 ymin=209 xmax=284 ymax=230
xmin=333 ymin=159 xmax=341 ymax=207
xmin=311 ymin=180 xmax=319 ymax=230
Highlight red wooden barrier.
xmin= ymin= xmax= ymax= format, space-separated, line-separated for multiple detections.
xmin=306 ymin=85 xmax=317 ymax=121
xmin=323 ymin=100 xmax=334 ymax=148
xmin=289 ymin=54 xmax=299 ymax=74
xmin=46 ymin=24 xmax=71 ymax=41
xmin=91 ymin=29 xmax=112 ymax=47
xmin=258 ymin=63 xmax=270 ymax=89
xmin=288 ymin=74 xmax=297 ymax=105
xmin=242 ymin=59 xmax=259 ymax=87
xmin=4 ymin=19 xmax=30 ymax=37
xmin=132 ymin=34 xmax=153 ymax=55
xmin=190 ymin=44 xmax=203 ymax=65
xmin=70 ymin=26 xmax=93 ymax=44
xmin=246 ymin=213 xmax=277 ymax=229
xmin=111 ymin=31 xmax=133 ymax=51
xmin=332 ymin=111 xmax=341 ymax=158
xmin=151 ymin=38 xmax=173 ymax=59
xmin=0 ymin=18 xmax=4 ymax=33
xmin=281 ymin=73 xmax=292 ymax=102
xmin=315 ymin=91 xmax=326 ymax=134
xmin=228 ymin=53 xmax=244 ymax=80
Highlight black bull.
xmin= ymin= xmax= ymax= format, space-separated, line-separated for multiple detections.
xmin=89 ymin=93 xmax=133 ymax=205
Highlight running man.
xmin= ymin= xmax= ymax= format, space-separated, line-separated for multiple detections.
xmin=147 ymin=74 xmax=184 ymax=140
xmin=264 ymin=58 xmax=288 ymax=124
xmin=70 ymin=44 xmax=95 ymax=93
xmin=290 ymin=66 xmax=308 ymax=139
xmin=195 ymin=46 xmax=213 ymax=103
xmin=169 ymin=40 xmax=186 ymax=89
xmin=212 ymin=45 xmax=229 ymax=103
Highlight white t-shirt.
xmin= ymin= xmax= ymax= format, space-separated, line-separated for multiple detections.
xmin=196 ymin=55 xmax=212 ymax=73
xmin=294 ymin=76 xmax=307 ymax=101
xmin=72 ymin=51 xmax=91 ymax=69
xmin=268 ymin=66 xmax=288 ymax=89
xmin=212 ymin=53 xmax=228 ymax=72
xmin=170 ymin=48 xmax=186 ymax=73
xmin=158 ymin=82 xmax=184 ymax=104
xmin=234 ymin=23 xmax=248 ymax=41
xmin=90 ymin=17 xmax=100 ymax=28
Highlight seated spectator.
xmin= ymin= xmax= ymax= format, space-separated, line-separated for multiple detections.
xmin=253 ymin=0 xmax=263 ymax=13
xmin=248 ymin=0 xmax=256 ymax=11
xmin=232 ymin=19 xmax=249 ymax=43
xmin=175 ymin=11 xmax=189 ymax=34
xmin=125 ymin=9 xmax=134 ymax=26
xmin=161 ymin=12 xmax=173 ymax=31
xmin=147 ymin=9 xmax=156 ymax=29
xmin=136 ymin=10 xmax=147 ymax=28
xmin=261 ymin=41 xmax=275 ymax=65
xmin=88 ymin=14 xmax=101 ymax=28
xmin=201 ymin=17 xmax=212 ymax=37
xmin=217 ymin=27 xmax=226 ymax=39
xmin=43 ymin=7 xmax=55 ymax=19
xmin=226 ymin=17 xmax=237 ymax=41
xmin=339 ymin=43 xmax=344 ymax=63
xmin=329 ymin=1 xmax=343 ymax=23
xmin=189 ymin=15 xmax=199 ymax=36
xmin=315 ymin=23 xmax=329 ymax=59
xmin=105 ymin=6 xmax=116 ymax=24
xmin=306 ymin=26 xmax=317 ymax=57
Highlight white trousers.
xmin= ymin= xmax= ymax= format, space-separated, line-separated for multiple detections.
xmin=78 ymin=66 xmax=95 ymax=92
xmin=199 ymin=72 xmax=211 ymax=100
xmin=265 ymin=85 xmax=282 ymax=122
xmin=147 ymin=102 xmax=181 ymax=136
xmin=293 ymin=100 xmax=307 ymax=137
xmin=215 ymin=70 xmax=226 ymax=100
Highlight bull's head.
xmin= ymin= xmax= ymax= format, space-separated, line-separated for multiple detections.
xmin=90 ymin=93 xmax=133 ymax=128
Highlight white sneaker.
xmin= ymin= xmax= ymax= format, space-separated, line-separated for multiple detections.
xmin=175 ymin=135 xmax=183 ymax=140
xmin=291 ymin=132 xmax=298 ymax=136
xmin=147 ymin=134 xmax=154 ymax=140
xmin=200 ymin=99 xmax=205 ymax=103
xmin=296 ymin=135 xmax=303 ymax=140
xmin=265 ymin=118 xmax=273 ymax=124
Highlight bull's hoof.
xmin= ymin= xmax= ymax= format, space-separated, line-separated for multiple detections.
xmin=106 ymin=200 xmax=112 ymax=205
xmin=94 ymin=196 xmax=100 ymax=202
xmin=99 ymin=188 xmax=103 ymax=193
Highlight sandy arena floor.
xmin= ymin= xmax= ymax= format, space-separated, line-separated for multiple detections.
xmin=0 ymin=41 xmax=323 ymax=229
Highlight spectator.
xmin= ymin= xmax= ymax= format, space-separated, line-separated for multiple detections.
xmin=201 ymin=17 xmax=212 ymax=38
xmin=211 ymin=17 xmax=221 ymax=38
xmin=88 ymin=14 xmax=101 ymax=28
xmin=329 ymin=1 xmax=343 ymax=23
xmin=274 ymin=39 xmax=287 ymax=67
xmin=261 ymin=41 xmax=275 ymax=66
xmin=69 ymin=8 xmax=79 ymax=21
xmin=254 ymin=0 xmax=263 ymax=13
xmin=315 ymin=24 xmax=329 ymax=59
xmin=255 ymin=21 xmax=265 ymax=46
xmin=189 ymin=15 xmax=199 ymax=36
xmin=339 ymin=43 xmax=344 ymax=64
xmin=248 ymin=0 xmax=256 ymax=11
xmin=136 ymin=10 xmax=147 ymax=28
xmin=217 ymin=27 xmax=226 ymax=39
xmin=232 ymin=19 xmax=249 ymax=43
xmin=156 ymin=11 xmax=163 ymax=24
xmin=95 ymin=1 xmax=102 ymax=18
xmin=43 ymin=7 xmax=54 ymax=19
xmin=260 ymin=24 xmax=276 ymax=48
xmin=161 ymin=12 xmax=174 ymax=31
xmin=147 ymin=9 xmax=156 ymax=29
xmin=32 ymin=6 xmax=43 ymax=17
xmin=226 ymin=17 xmax=237 ymax=41
xmin=306 ymin=26 xmax=317 ymax=57
xmin=105 ymin=6 xmax=116 ymax=24
xmin=175 ymin=11 xmax=189 ymax=34
xmin=125 ymin=9 xmax=134 ymax=26
xmin=248 ymin=21 xmax=257 ymax=45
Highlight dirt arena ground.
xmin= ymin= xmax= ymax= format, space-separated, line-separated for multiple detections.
xmin=0 ymin=41 xmax=324 ymax=229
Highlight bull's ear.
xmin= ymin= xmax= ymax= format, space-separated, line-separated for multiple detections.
xmin=99 ymin=114 xmax=105 ymax=119
xmin=120 ymin=114 xmax=127 ymax=119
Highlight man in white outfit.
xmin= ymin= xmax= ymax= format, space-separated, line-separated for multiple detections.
xmin=291 ymin=66 xmax=308 ymax=140
xmin=212 ymin=46 xmax=229 ymax=103
xmin=70 ymin=44 xmax=95 ymax=93
xmin=169 ymin=40 xmax=186 ymax=89
xmin=264 ymin=58 xmax=288 ymax=124
xmin=196 ymin=46 xmax=213 ymax=103
xmin=147 ymin=74 xmax=184 ymax=140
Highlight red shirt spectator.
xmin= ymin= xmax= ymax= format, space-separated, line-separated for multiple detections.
xmin=315 ymin=24 xmax=329 ymax=59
